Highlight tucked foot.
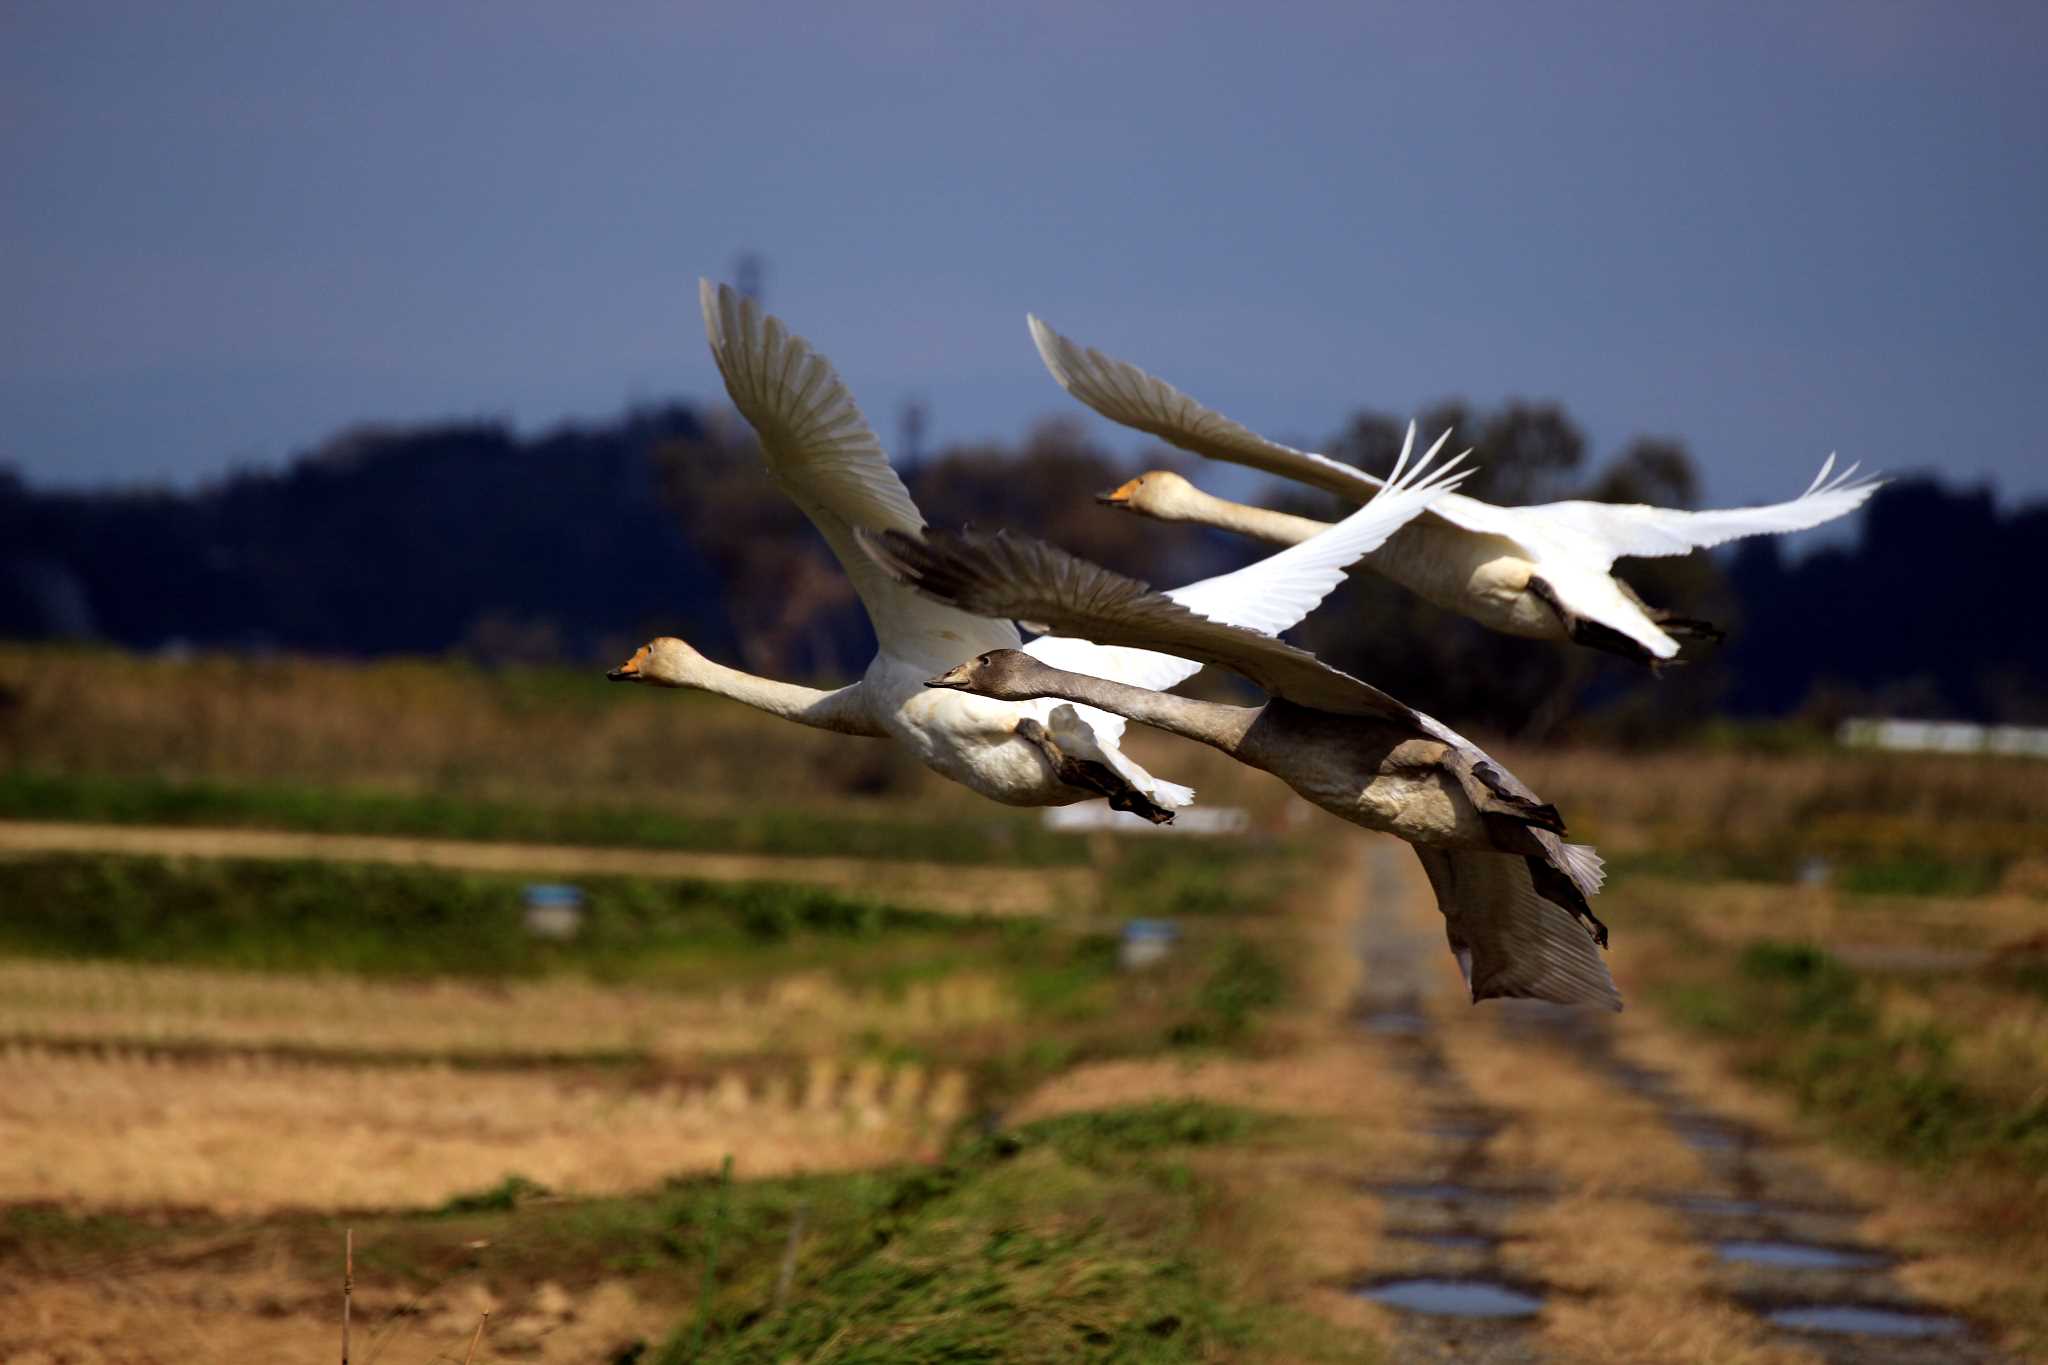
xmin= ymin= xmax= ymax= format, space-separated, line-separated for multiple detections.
xmin=1528 ymin=575 xmax=1664 ymax=667
xmin=1526 ymin=854 xmax=1611 ymax=948
xmin=1015 ymin=718 xmax=1175 ymax=825
xmin=1651 ymin=612 xmax=1726 ymax=644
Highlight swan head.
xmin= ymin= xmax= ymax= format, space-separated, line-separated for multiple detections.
xmin=607 ymin=636 xmax=701 ymax=687
xmin=1098 ymin=470 xmax=1201 ymax=521
xmin=926 ymin=648 xmax=1061 ymax=701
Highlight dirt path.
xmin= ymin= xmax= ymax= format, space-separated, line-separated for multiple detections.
xmin=1020 ymin=832 xmax=2021 ymax=1361
xmin=0 ymin=818 xmax=1092 ymax=917
xmin=1349 ymin=837 xmax=2012 ymax=1364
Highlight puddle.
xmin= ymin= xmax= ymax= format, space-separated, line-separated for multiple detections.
xmin=1360 ymin=1009 xmax=1431 ymax=1036
xmin=1763 ymin=1304 xmax=1964 ymax=1338
xmin=1670 ymin=1117 xmax=1747 ymax=1151
xmin=1607 ymin=1063 xmax=1674 ymax=1097
xmin=1387 ymin=1231 xmax=1495 ymax=1251
xmin=1664 ymin=1193 xmax=1771 ymax=1217
xmin=1422 ymin=1118 xmax=1495 ymax=1142
xmin=1370 ymin=1180 xmax=1532 ymax=1206
xmin=1716 ymin=1239 xmax=1886 ymax=1271
xmin=1357 ymin=1277 xmax=1543 ymax=1318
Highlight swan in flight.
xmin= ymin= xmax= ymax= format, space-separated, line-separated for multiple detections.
xmin=1030 ymin=317 xmax=1882 ymax=664
xmin=863 ymin=524 xmax=1620 ymax=1009
xmin=607 ymin=282 xmax=1469 ymax=822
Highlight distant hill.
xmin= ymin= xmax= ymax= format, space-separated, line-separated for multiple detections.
xmin=2 ymin=402 xmax=2038 ymax=728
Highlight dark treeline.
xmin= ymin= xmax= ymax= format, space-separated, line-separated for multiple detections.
xmin=0 ymin=399 xmax=2036 ymax=734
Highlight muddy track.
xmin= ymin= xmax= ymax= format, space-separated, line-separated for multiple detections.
xmin=1350 ymin=837 xmax=2011 ymax=1363
xmin=0 ymin=818 xmax=1091 ymax=917
xmin=1502 ymin=1001 xmax=1994 ymax=1365
xmin=1351 ymin=842 xmax=1555 ymax=1364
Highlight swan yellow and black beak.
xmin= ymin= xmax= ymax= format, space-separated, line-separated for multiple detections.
xmin=927 ymin=663 xmax=975 ymax=690
xmin=606 ymin=645 xmax=648 ymax=682
xmin=1095 ymin=477 xmax=1142 ymax=508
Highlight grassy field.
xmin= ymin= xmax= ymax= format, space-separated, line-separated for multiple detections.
xmin=5 ymin=642 xmax=2048 ymax=1359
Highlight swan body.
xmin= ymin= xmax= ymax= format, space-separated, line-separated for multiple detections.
xmin=865 ymin=525 xmax=1621 ymax=1009
xmin=1041 ymin=317 xmax=1882 ymax=662
xmin=1108 ymin=470 xmax=1560 ymax=638
xmin=608 ymin=282 xmax=1469 ymax=818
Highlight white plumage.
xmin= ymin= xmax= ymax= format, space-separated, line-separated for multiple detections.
xmin=611 ymin=282 xmax=1467 ymax=819
xmin=1033 ymin=315 xmax=1882 ymax=661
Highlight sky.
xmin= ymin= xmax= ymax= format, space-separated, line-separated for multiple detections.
xmin=3 ymin=1 xmax=2044 ymax=512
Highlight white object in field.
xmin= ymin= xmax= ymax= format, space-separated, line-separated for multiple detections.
xmin=1119 ymin=918 xmax=1181 ymax=971
xmin=1837 ymin=718 xmax=2048 ymax=759
xmin=1042 ymin=803 xmax=1250 ymax=836
xmin=1032 ymin=314 xmax=1881 ymax=662
xmin=521 ymin=883 xmax=585 ymax=940
xmin=614 ymin=281 xmax=1467 ymax=819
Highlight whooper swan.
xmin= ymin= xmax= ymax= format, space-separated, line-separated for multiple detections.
xmin=864 ymin=524 xmax=1621 ymax=1009
xmin=1032 ymin=316 xmax=1880 ymax=664
xmin=606 ymin=283 xmax=1469 ymax=822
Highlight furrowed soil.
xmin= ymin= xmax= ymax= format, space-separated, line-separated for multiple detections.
xmin=3 ymin=822 xmax=2041 ymax=1358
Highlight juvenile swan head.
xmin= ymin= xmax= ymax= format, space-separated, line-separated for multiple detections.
xmin=926 ymin=648 xmax=1063 ymax=702
xmin=606 ymin=636 xmax=702 ymax=687
xmin=1097 ymin=469 xmax=1202 ymax=521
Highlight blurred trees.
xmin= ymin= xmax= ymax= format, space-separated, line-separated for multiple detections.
xmin=0 ymin=394 xmax=2037 ymax=735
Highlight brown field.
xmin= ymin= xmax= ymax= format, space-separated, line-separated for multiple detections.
xmin=0 ymin=643 xmax=1291 ymax=818
xmin=4 ymin=643 xmax=2045 ymax=1361
xmin=0 ymin=958 xmax=1011 ymax=1063
xmin=10 ymin=643 xmax=2046 ymax=858
xmin=0 ymin=1043 xmax=964 ymax=1213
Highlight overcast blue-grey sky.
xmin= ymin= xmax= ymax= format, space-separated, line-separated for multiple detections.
xmin=4 ymin=1 xmax=2043 ymax=508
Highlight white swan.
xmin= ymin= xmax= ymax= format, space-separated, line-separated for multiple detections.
xmin=1030 ymin=317 xmax=1883 ymax=664
xmin=863 ymin=525 xmax=1620 ymax=1009
xmin=606 ymin=282 xmax=1470 ymax=821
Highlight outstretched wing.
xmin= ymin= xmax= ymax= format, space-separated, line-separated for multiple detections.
xmin=701 ymin=281 xmax=1018 ymax=671
xmin=1412 ymin=846 xmax=1622 ymax=1010
xmin=1525 ymin=456 xmax=1885 ymax=569
xmin=1032 ymin=314 xmax=1515 ymax=540
xmin=1021 ymin=432 xmax=1470 ymax=692
xmin=861 ymin=524 xmax=1423 ymax=724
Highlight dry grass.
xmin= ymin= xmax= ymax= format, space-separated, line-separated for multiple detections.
xmin=0 ymin=1044 xmax=965 ymax=1213
xmin=1615 ymin=876 xmax=2045 ymax=956
xmin=1615 ymin=934 xmax=2048 ymax=1357
xmin=1500 ymin=742 xmax=2048 ymax=856
xmin=0 ymin=958 xmax=1012 ymax=1063
xmin=1437 ymin=1025 xmax=1708 ymax=1196
xmin=0 ymin=643 xmax=1296 ymax=821
xmin=1875 ymin=978 xmax=2048 ymax=1109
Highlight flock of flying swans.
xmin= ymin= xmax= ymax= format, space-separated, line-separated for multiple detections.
xmin=609 ymin=280 xmax=1882 ymax=1011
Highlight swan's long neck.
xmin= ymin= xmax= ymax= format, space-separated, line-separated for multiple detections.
xmin=681 ymin=658 xmax=882 ymax=736
xmin=1152 ymin=487 xmax=1332 ymax=548
xmin=992 ymin=666 xmax=1260 ymax=757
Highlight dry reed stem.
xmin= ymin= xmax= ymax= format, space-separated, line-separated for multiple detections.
xmin=461 ymin=1311 xmax=488 ymax=1365
xmin=340 ymin=1228 xmax=351 ymax=1365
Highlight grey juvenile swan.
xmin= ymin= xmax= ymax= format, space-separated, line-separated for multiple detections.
xmin=1033 ymin=316 xmax=1881 ymax=665
xmin=861 ymin=525 xmax=1622 ymax=1009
